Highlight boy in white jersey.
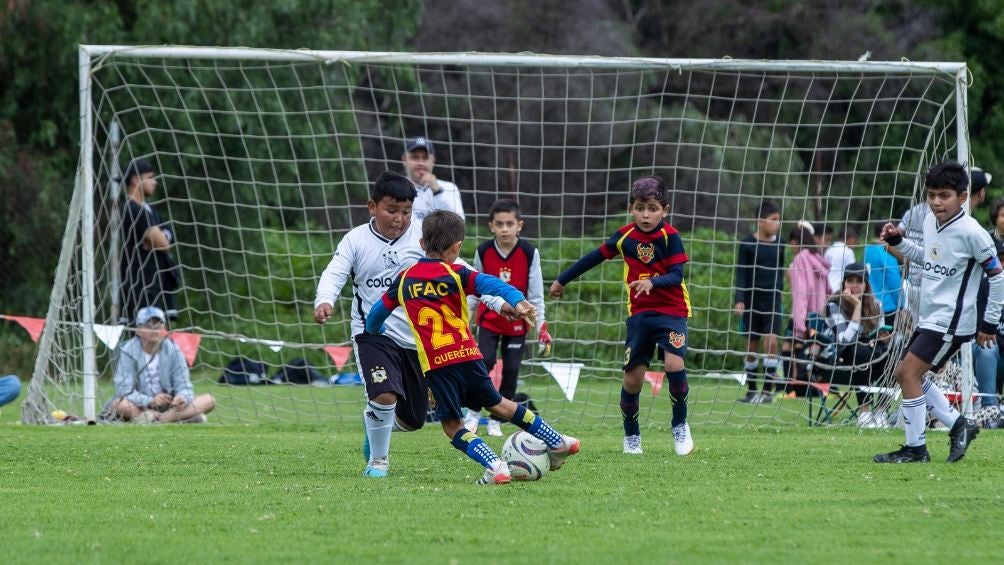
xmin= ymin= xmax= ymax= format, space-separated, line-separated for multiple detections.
xmin=876 ymin=160 xmax=1004 ymax=463
xmin=313 ymin=172 xmax=506 ymax=477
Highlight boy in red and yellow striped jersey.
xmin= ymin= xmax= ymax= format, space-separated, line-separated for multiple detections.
xmin=365 ymin=210 xmax=579 ymax=485
xmin=550 ymin=176 xmax=694 ymax=457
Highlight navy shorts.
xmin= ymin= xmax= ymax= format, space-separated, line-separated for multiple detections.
xmin=740 ymin=296 xmax=783 ymax=338
xmin=354 ymin=333 xmax=428 ymax=431
xmin=624 ymin=311 xmax=688 ymax=370
xmin=427 ymin=360 xmax=504 ymax=422
xmin=902 ymin=329 xmax=973 ymax=372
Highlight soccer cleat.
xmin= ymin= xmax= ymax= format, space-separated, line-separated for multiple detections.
xmin=873 ymin=445 xmax=930 ymax=463
xmin=181 ymin=413 xmax=208 ymax=424
xmin=476 ymin=466 xmax=512 ymax=485
xmin=463 ymin=409 xmax=481 ymax=433
xmin=623 ymin=435 xmax=643 ymax=455
xmin=758 ymin=391 xmax=774 ymax=404
xmin=947 ymin=416 xmax=979 ymax=463
xmin=737 ymin=390 xmax=760 ymax=404
xmin=135 ymin=410 xmax=159 ymax=424
xmin=363 ymin=457 xmax=389 ymax=478
xmin=672 ymin=422 xmax=694 ymax=456
xmin=362 ymin=432 xmax=371 ymax=462
xmin=486 ymin=419 xmax=503 ymax=437
xmin=547 ymin=435 xmax=580 ymax=471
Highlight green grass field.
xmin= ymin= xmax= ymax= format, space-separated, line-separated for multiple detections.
xmin=1 ymin=387 xmax=1002 ymax=564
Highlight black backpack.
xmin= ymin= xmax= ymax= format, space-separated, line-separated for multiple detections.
xmin=271 ymin=358 xmax=327 ymax=385
xmin=219 ymin=357 xmax=268 ymax=385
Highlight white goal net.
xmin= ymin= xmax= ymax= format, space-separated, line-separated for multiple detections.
xmin=25 ymin=46 xmax=971 ymax=428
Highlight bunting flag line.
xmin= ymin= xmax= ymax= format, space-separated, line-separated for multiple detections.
xmin=323 ymin=345 xmax=353 ymax=371
xmin=525 ymin=361 xmax=583 ymax=402
xmin=169 ymin=331 xmax=202 ymax=367
xmin=93 ymin=324 xmax=125 ymax=351
xmin=644 ymin=371 xmax=664 ymax=396
xmin=1 ymin=315 xmax=45 ymax=343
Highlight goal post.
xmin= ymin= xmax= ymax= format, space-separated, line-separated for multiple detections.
xmin=25 ymin=45 xmax=973 ymax=426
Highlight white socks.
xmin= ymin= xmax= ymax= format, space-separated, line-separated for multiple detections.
xmin=902 ymin=396 xmax=926 ymax=447
xmin=364 ymin=400 xmax=395 ymax=462
xmin=922 ymin=378 xmax=959 ymax=427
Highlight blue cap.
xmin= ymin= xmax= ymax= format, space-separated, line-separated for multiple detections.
xmin=135 ymin=305 xmax=166 ymax=326
xmin=405 ymin=136 xmax=434 ymax=154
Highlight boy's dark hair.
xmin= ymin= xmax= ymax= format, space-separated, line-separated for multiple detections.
xmin=925 ymin=160 xmax=969 ymax=194
xmin=372 ymin=171 xmax=418 ymax=202
xmin=757 ymin=200 xmax=780 ymax=219
xmin=488 ymin=198 xmax=522 ymax=221
xmin=422 ymin=210 xmax=465 ymax=254
xmin=630 ymin=176 xmax=669 ymax=206
xmin=989 ymin=198 xmax=1004 ymax=228
xmin=838 ymin=225 xmax=858 ymax=240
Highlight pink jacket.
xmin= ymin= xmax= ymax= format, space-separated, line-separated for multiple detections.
xmin=788 ymin=249 xmax=831 ymax=338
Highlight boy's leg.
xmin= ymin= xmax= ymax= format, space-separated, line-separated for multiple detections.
xmin=487 ymin=335 xmax=525 ymax=436
xmin=621 ymin=365 xmax=646 ymax=453
xmin=435 ymin=362 xmax=511 ymax=484
xmin=660 ymin=317 xmax=693 ymax=456
xmin=468 ymin=329 xmax=502 ymax=432
xmin=488 ymin=397 xmax=579 ymax=471
xmin=742 ymin=336 xmax=761 ymax=399
xmin=354 ymin=334 xmax=416 ymax=477
xmin=763 ymin=333 xmax=781 ymax=393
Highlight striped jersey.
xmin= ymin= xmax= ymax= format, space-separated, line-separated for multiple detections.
xmin=473 ymin=238 xmax=545 ymax=336
xmin=561 ymin=222 xmax=691 ymax=317
xmin=893 ymin=209 xmax=1004 ymax=335
xmin=383 ymin=260 xmax=485 ymax=372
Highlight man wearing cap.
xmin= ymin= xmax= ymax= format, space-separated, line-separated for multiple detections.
xmin=402 ymin=136 xmax=466 ymax=221
xmin=109 ymin=306 xmax=215 ymax=423
xmin=119 ymin=158 xmax=181 ymax=324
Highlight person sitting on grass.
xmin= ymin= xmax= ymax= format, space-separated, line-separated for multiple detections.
xmin=110 ymin=306 xmax=215 ymax=423
xmin=364 ymin=210 xmax=579 ymax=485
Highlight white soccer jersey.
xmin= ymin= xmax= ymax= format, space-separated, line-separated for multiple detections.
xmin=413 ymin=179 xmax=465 ymax=221
xmin=314 ymin=219 xmax=504 ymax=349
xmin=894 ymin=209 xmax=1004 ymax=336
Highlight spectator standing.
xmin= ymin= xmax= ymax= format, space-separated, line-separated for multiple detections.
xmin=402 ymin=136 xmax=465 ymax=221
xmin=824 ymin=226 xmax=858 ymax=293
xmin=863 ymin=221 xmax=903 ymax=327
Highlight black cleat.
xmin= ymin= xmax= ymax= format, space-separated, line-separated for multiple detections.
xmin=947 ymin=416 xmax=979 ymax=463
xmin=738 ymin=391 xmax=759 ymax=403
xmin=873 ymin=444 xmax=930 ymax=463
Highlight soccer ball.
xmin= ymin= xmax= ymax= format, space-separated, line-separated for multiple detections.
xmin=501 ymin=431 xmax=549 ymax=481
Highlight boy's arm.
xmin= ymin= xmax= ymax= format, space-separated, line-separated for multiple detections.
xmin=453 ymin=256 xmax=507 ymax=315
xmin=648 ymin=263 xmax=685 ymax=288
xmin=113 ymin=344 xmax=152 ymax=408
xmin=168 ymin=341 xmax=195 ymax=404
xmin=975 ymin=231 xmax=1004 ymax=338
xmin=313 ymin=236 xmax=356 ymax=323
xmin=551 ymin=233 xmax=622 ymax=297
xmin=881 ymin=223 xmax=924 ymax=266
xmin=734 ymin=240 xmax=752 ymax=304
xmin=527 ymin=248 xmax=547 ymax=332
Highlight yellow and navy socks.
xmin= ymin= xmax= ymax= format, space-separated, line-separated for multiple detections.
xmin=620 ymin=386 xmax=641 ymax=437
xmin=451 ymin=429 xmax=500 ymax=469
xmin=667 ymin=369 xmax=689 ymax=427
xmin=511 ymin=404 xmax=563 ymax=449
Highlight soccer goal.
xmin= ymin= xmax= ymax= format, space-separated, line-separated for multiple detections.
xmin=24 ymin=46 xmax=973 ymax=428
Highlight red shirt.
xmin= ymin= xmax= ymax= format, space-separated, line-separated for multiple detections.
xmin=382 ymin=259 xmax=484 ymax=372
xmin=474 ymin=239 xmax=536 ymax=336
xmin=600 ymin=223 xmax=691 ymax=317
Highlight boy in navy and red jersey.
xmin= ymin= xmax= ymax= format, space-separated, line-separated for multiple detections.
xmin=550 ymin=176 xmax=694 ymax=457
xmin=465 ymin=199 xmax=552 ymax=437
xmin=365 ymin=210 xmax=579 ymax=485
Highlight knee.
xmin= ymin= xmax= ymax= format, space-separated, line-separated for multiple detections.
xmin=201 ymin=394 xmax=216 ymax=413
xmin=372 ymin=392 xmax=397 ymax=406
xmin=113 ymin=398 xmax=141 ymax=417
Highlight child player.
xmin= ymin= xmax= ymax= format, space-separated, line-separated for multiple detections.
xmin=313 ymin=172 xmax=508 ymax=478
xmin=734 ymin=200 xmax=785 ymax=404
xmin=549 ymin=176 xmax=694 ymax=456
xmin=464 ymin=199 xmax=552 ymax=437
xmin=875 ymin=160 xmax=1003 ymax=463
xmin=364 ymin=210 xmax=580 ymax=485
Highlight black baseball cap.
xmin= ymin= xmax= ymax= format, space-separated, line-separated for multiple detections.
xmin=971 ymin=167 xmax=992 ymax=193
xmin=843 ymin=262 xmax=868 ymax=281
xmin=405 ymin=136 xmax=435 ymax=155
xmin=120 ymin=158 xmax=156 ymax=185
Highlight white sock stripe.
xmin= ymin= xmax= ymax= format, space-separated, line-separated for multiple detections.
xmin=902 ymin=397 xmax=925 ymax=407
xmin=367 ymin=401 xmax=396 ymax=412
xmin=744 ymin=361 xmax=760 ymax=371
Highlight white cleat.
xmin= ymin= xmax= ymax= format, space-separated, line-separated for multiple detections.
xmin=672 ymin=422 xmax=694 ymax=456
xmin=486 ymin=419 xmax=503 ymax=437
xmin=623 ymin=434 xmax=643 ymax=455
xmin=463 ymin=409 xmax=481 ymax=433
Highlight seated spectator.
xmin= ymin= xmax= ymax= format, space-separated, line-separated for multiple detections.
xmin=110 ymin=306 xmax=214 ymax=423
xmin=815 ymin=263 xmax=890 ymax=428
xmin=0 ymin=374 xmax=21 ymax=411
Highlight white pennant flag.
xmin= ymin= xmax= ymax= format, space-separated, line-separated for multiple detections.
xmin=93 ymin=323 xmax=126 ymax=351
xmin=537 ymin=362 xmax=583 ymax=402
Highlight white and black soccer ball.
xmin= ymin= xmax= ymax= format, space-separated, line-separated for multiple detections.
xmin=501 ymin=431 xmax=549 ymax=481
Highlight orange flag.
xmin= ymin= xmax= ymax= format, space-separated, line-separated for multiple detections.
xmin=644 ymin=371 xmax=664 ymax=396
xmin=323 ymin=345 xmax=353 ymax=370
xmin=168 ymin=331 xmax=202 ymax=367
xmin=2 ymin=315 xmax=45 ymax=343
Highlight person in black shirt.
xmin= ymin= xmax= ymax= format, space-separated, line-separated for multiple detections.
xmin=119 ymin=158 xmax=180 ymax=324
xmin=734 ymin=200 xmax=785 ymax=403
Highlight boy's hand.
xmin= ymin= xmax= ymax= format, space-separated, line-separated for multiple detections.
xmin=171 ymin=395 xmax=188 ymax=410
xmin=499 ymin=303 xmax=521 ymax=321
xmin=734 ymin=301 xmax=745 ymax=316
xmin=538 ymin=322 xmax=553 ymax=356
xmin=314 ymin=303 xmax=332 ymax=324
xmin=549 ymin=281 xmax=565 ymax=298
xmin=151 ymin=393 xmax=172 ymax=410
xmin=515 ymin=300 xmax=537 ymax=326
xmin=628 ymin=278 xmax=654 ymax=297
xmin=879 ymin=223 xmax=902 ymax=243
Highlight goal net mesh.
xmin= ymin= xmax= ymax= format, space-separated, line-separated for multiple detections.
xmin=25 ymin=48 xmax=967 ymax=428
